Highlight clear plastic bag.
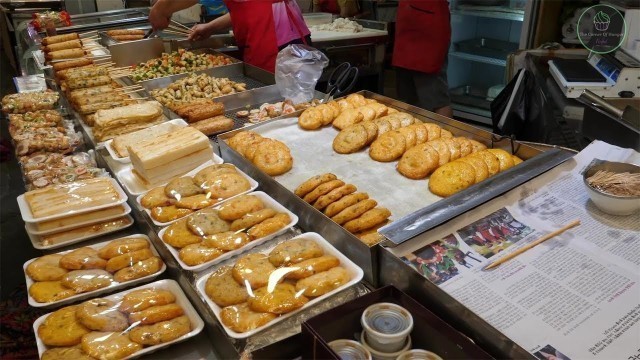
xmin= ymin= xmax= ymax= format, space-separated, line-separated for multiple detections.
xmin=275 ymin=44 xmax=329 ymax=104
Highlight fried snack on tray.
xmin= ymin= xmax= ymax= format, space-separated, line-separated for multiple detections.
xmin=131 ymin=49 xmax=234 ymax=81
xmin=295 ymin=174 xmax=391 ymax=246
xmin=2 ymin=91 xmax=59 ymax=114
xmin=226 ymin=131 xmax=293 ymax=176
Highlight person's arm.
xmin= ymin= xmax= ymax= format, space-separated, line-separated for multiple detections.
xmin=188 ymin=13 xmax=232 ymax=41
xmin=149 ymin=0 xmax=199 ymax=30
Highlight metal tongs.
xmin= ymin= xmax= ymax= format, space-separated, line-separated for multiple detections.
xmin=323 ymin=62 xmax=359 ymax=103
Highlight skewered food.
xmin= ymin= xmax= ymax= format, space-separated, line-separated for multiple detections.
xmin=52 ymin=58 xmax=93 ymax=71
xmin=130 ymin=49 xmax=233 ymax=81
xmin=41 ymin=33 xmax=79 ymax=46
xmin=2 ymin=91 xmax=59 ymax=114
xmin=106 ymin=29 xmax=145 ymax=36
xmin=111 ymin=35 xmax=145 ymax=42
xmin=150 ymin=73 xmax=246 ymax=106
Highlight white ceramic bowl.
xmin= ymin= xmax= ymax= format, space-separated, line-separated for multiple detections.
xmin=360 ymin=330 xmax=411 ymax=360
xmin=360 ymin=302 xmax=414 ymax=353
xmin=583 ymin=161 xmax=640 ymax=216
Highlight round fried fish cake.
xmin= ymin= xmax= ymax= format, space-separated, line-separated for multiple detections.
xmin=397 ymin=143 xmax=440 ymax=179
xmin=128 ymin=315 xmax=191 ymax=346
xmin=220 ymin=303 xmax=276 ymax=333
xmin=163 ymin=218 xmax=201 ymax=248
xmin=370 ymin=130 xmax=406 ymax=162
xmin=81 ymin=332 xmax=142 ymax=360
xmin=361 ymin=121 xmax=379 ymax=144
xmin=303 ymin=179 xmax=345 ymax=204
xmin=38 ymin=305 xmax=90 ymax=346
xmin=367 ymin=102 xmax=388 ymax=118
xmin=205 ymin=266 xmax=249 ymax=307
xmin=429 ymin=161 xmax=477 ymax=197
xmin=113 ymin=256 xmax=162 ymax=282
xmin=423 ymin=123 xmax=442 ymax=141
xmin=151 ymin=205 xmax=193 ymax=223
xmin=373 ymin=118 xmax=392 ymax=135
xmin=512 ymin=155 xmax=523 ymax=165
xmin=443 ymin=138 xmax=461 ymax=161
xmin=343 ymin=207 xmax=391 ymax=233
xmin=41 ymin=345 xmax=94 ymax=360
xmin=294 ymin=173 xmax=338 ymax=198
xmin=410 ymin=123 xmax=428 ymax=144
xmin=205 ymin=172 xmax=251 ymax=200
xmin=174 ymin=194 xmax=217 ymax=210
xmin=187 ymin=208 xmax=230 ymax=236
xmin=140 ymin=186 xmax=173 ymax=209
xmin=26 ymin=254 xmax=68 ymax=281
xmin=295 ymin=267 xmax=350 ymax=297
xmin=247 ymin=213 xmax=291 ymax=240
xmin=398 ymin=126 xmax=417 ymax=149
xmin=178 ymin=243 xmax=223 ymax=266
xmin=356 ymin=105 xmax=376 ymax=122
xmin=164 ymin=177 xmax=202 ymax=199
xmin=128 ymin=303 xmax=184 ymax=325
xmin=454 ymin=137 xmax=473 ymax=157
xmin=331 ymin=199 xmax=377 ymax=225
xmin=253 ymin=139 xmax=293 ymax=176
xmin=247 ymin=283 xmax=309 ymax=314
xmin=468 ymin=139 xmax=488 ymax=152
xmin=61 ymin=269 xmax=113 ymax=293
xmin=440 ymin=129 xmax=453 ymax=138
xmin=76 ymin=298 xmax=128 ymax=332
xmin=228 ymin=131 xmax=263 ymax=156
xmin=105 ymin=248 xmax=153 ymax=273
xmin=333 ymin=124 xmax=367 ymax=154
xmin=59 ymin=247 xmax=107 ymax=271
xmin=426 ymin=139 xmax=451 ymax=167
xmin=313 ymin=184 xmax=357 ymax=210
xmin=119 ymin=289 xmax=176 ymax=314
xmin=487 ymin=148 xmax=515 ymax=172
xmin=29 ymin=281 xmax=75 ymax=303
xmin=230 ymin=208 xmax=277 ymax=231
xmin=470 ymin=150 xmax=500 ymax=176
xmin=193 ymin=164 xmax=237 ymax=188
xmin=389 ymin=112 xmax=415 ymax=127
xmin=458 ymin=156 xmax=489 ymax=184
xmin=269 ymin=238 xmax=324 ymax=266
xmin=203 ymin=231 xmax=251 ymax=251
xmin=298 ymin=107 xmax=323 ymax=130
xmin=97 ymin=237 xmax=149 ymax=260
xmin=346 ymin=93 xmax=367 ymax=107
xmin=218 ymin=194 xmax=265 ymax=221
xmin=316 ymin=104 xmax=335 ymax=126
xmin=232 ymin=253 xmax=276 ymax=289
xmin=285 ymin=255 xmax=340 ymax=280
xmin=324 ymin=192 xmax=369 ymax=218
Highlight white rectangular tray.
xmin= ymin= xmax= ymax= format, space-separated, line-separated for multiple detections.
xmin=25 ymin=202 xmax=132 ymax=236
xmin=104 ymin=119 xmax=189 ymax=164
xmin=26 ymin=215 xmax=134 ymax=250
xmin=137 ymin=165 xmax=259 ymax=227
xmin=24 ymin=234 xmax=166 ymax=308
xmin=33 ymin=279 xmax=204 ymax=359
xmin=157 ymin=191 xmax=299 ymax=272
xmin=116 ymin=153 xmax=224 ymax=196
xmin=17 ymin=177 xmax=128 ymax=223
xmin=195 ymin=232 xmax=364 ymax=339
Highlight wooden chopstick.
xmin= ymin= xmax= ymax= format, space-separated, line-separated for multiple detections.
xmin=484 ymin=219 xmax=581 ymax=270
xmin=171 ymin=19 xmax=192 ymax=31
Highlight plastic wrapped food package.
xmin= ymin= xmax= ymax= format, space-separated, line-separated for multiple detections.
xmin=1 ymin=91 xmax=59 ymax=114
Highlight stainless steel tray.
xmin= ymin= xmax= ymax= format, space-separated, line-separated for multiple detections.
xmin=455 ymin=37 xmax=519 ymax=60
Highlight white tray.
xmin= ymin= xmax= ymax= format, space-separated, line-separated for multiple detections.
xmin=137 ymin=165 xmax=259 ymax=227
xmin=157 ymin=191 xmax=299 ymax=273
xmin=25 ymin=202 xmax=132 ymax=236
xmin=24 ymin=235 xmax=166 ymax=308
xmin=33 ymin=279 xmax=204 ymax=359
xmin=26 ymin=215 xmax=134 ymax=250
xmin=17 ymin=177 xmax=128 ymax=223
xmin=116 ymin=154 xmax=224 ymax=196
xmin=104 ymin=119 xmax=189 ymax=164
xmin=195 ymin=232 xmax=364 ymax=339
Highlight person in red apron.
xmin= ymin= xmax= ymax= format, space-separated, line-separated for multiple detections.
xmin=392 ymin=0 xmax=452 ymax=117
xmin=149 ymin=0 xmax=310 ymax=73
xmin=312 ymin=0 xmax=359 ymax=18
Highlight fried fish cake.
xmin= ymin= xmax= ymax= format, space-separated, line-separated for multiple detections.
xmin=345 ymin=93 xmax=367 ymax=108
xmin=361 ymin=121 xmax=379 ymax=145
xmin=178 ymin=243 xmax=223 ymax=266
xmin=468 ymin=139 xmax=487 ymax=152
xmin=355 ymin=220 xmax=390 ymax=246
xmin=151 ymin=205 xmax=193 ymax=223
xmin=470 ymin=150 xmax=500 ymax=176
xmin=193 ymin=164 xmax=237 ymax=188
xmin=98 ymin=237 xmax=149 ymax=260
xmin=269 ymin=238 xmax=324 ymax=266
xmin=398 ymin=126 xmax=417 ymax=149
xmin=140 ymin=186 xmax=173 ymax=209
xmin=440 ymin=129 xmax=453 ymax=138
xmin=81 ymin=332 xmax=142 ymax=360
xmin=162 ymin=218 xmax=202 ymax=248
xmin=390 ymin=112 xmax=415 ymax=127
xmin=333 ymin=124 xmax=368 ymax=154
xmin=298 ymin=107 xmax=323 ymax=130
xmin=356 ymin=105 xmax=376 ymax=122
xmin=331 ymin=199 xmax=377 ymax=225
xmin=220 ymin=303 xmax=277 ymax=333
xmin=397 ymin=143 xmax=440 ymax=179
xmin=487 ymin=148 xmax=515 ymax=172
xmin=423 ymin=123 xmax=442 ymax=141
xmin=294 ymin=173 xmax=337 ymax=198
xmin=128 ymin=315 xmax=191 ymax=346
xmin=247 ymin=213 xmax=291 ymax=239
xmin=232 ymin=253 xmax=276 ymax=289
xmin=373 ymin=118 xmax=392 ymax=135
xmin=426 ymin=139 xmax=451 ymax=167
xmin=118 ymin=288 xmax=176 ymax=314
xmin=29 ymin=281 xmax=75 ymax=303
xmin=228 ymin=131 xmax=263 ymax=156
xmin=326 ymin=100 xmax=341 ymax=118
xmin=367 ymin=102 xmax=388 ymax=118
xmin=61 ymin=269 xmax=113 ymax=293
xmin=38 ymin=306 xmax=90 ymax=346
xmin=218 ymin=194 xmax=265 ymax=221
xmin=113 ymin=256 xmax=162 ymax=282
xmin=59 ymin=247 xmax=107 ymax=271
xmin=203 ymin=231 xmax=250 ymax=251
xmin=454 ymin=137 xmax=472 ymax=157
xmin=105 ymin=248 xmax=154 ymax=273
xmin=174 ymin=194 xmax=218 ymax=210
xmin=164 ymin=177 xmax=202 ymax=199
xmin=76 ymin=298 xmax=128 ymax=332
xmin=247 ymin=283 xmax=309 ymax=314
xmin=253 ymin=139 xmax=293 ymax=176
xmin=41 ymin=345 xmax=94 ymax=360
xmin=443 ymin=138 xmax=461 ymax=161
xmin=187 ymin=208 xmax=230 ymax=236
xmin=386 ymin=116 xmax=402 ymax=130
xmin=343 ymin=207 xmax=391 ymax=233
xmin=410 ymin=123 xmax=429 ymax=144
xmin=512 ymin=155 xmax=523 ymax=165
xmin=230 ymin=208 xmax=277 ymax=231
xmin=128 ymin=303 xmax=184 ymax=325
xmin=316 ymin=104 xmax=336 ymax=126
xmin=26 ymin=254 xmax=68 ymax=281
xmin=429 ymin=161 xmax=477 ymax=197
xmin=336 ymin=99 xmax=353 ymax=111
xmin=369 ymin=130 xmax=406 ymax=162
xmin=458 ymin=156 xmax=489 ymax=184
xmin=205 ymin=266 xmax=249 ymax=307
xmin=285 ymin=255 xmax=340 ymax=280
xmin=303 ymin=179 xmax=345 ymax=204
xmin=119 ymin=289 xmax=176 ymax=314
xmin=313 ymin=184 xmax=357 ymax=210
xmin=324 ymin=192 xmax=369 ymax=218
xmin=295 ymin=267 xmax=350 ymax=297
xmin=205 ymin=172 xmax=251 ymax=199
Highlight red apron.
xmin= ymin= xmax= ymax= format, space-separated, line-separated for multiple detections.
xmin=392 ymin=0 xmax=451 ymax=74
xmin=224 ymin=0 xmax=308 ymax=73
xmin=316 ymin=0 xmax=340 ymax=14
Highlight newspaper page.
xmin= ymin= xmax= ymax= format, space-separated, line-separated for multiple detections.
xmin=390 ymin=141 xmax=640 ymax=359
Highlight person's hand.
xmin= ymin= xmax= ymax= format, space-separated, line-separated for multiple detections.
xmin=149 ymin=4 xmax=170 ymax=30
xmin=188 ymin=23 xmax=215 ymax=41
